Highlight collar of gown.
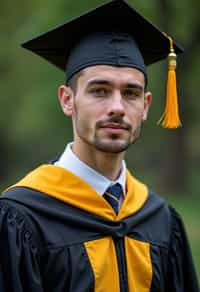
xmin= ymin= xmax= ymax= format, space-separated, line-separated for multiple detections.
xmin=54 ymin=142 xmax=126 ymax=196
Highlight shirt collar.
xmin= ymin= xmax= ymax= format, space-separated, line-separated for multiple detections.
xmin=54 ymin=142 xmax=126 ymax=196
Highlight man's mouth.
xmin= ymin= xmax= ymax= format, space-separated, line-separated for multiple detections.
xmin=102 ymin=123 xmax=127 ymax=128
xmin=99 ymin=123 xmax=130 ymax=134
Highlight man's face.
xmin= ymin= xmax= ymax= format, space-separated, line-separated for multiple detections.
xmin=60 ymin=65 xmax=152 ymax=154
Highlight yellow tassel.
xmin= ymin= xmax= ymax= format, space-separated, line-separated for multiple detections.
xmin=157 ymin=35 xmax=182 ymax=128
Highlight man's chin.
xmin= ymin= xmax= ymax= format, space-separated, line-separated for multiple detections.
xmin=94 ymin=140 xmax=130 ymax=154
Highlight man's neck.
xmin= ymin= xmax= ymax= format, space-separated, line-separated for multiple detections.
xmin=72 ymin=142 xmax=124 ymax=181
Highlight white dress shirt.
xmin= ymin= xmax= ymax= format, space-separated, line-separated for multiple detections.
xmin=54 ymin=143 xmax=126 ymax=201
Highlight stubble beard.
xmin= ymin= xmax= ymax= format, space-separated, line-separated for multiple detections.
xmin=73 ymin=102 xmax=142 ymax=154
xmin=75 ymin=117 xmax=142 ymax=154
xmin=94 ymin=133 xmax=131 ymax=153
xmin=94 ymin=124 xmax=142 ymax=153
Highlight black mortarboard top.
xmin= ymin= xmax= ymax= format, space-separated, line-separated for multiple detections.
xmin=21 ymin=0 xmax=184 ymax=128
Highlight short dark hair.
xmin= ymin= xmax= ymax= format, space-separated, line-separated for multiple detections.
xmin=66 ymin=70 xmax=83 ymax=94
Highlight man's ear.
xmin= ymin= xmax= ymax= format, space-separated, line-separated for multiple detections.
xmin=58 ymin=85 xmax=74 ymax=116
xmin=142 ymin=91 xmax=152 ymax=121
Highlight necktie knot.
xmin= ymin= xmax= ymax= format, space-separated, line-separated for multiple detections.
xmin=103 ymin=183 xmax=123 ymax=214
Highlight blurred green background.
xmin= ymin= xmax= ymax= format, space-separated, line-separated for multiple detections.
xmin=0 ymin=0 xmax=199 ymax=281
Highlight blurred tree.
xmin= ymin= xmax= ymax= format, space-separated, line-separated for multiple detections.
xmin=0 ymin=0 xmax=200 ymax=197
xmin=0 ymin=0 xmax=199 ymax=280
xmin=157 ymin=0 xmax=200 ymax=193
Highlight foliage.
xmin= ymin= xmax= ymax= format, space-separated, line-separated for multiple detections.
xmin=0 ymin=0 xmax=200 ymax=280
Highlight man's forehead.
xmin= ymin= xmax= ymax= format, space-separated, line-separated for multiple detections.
xmin=79 ymin=65 xmax=145 ymax=86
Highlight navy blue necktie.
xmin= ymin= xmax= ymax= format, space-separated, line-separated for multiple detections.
xmin=103 ymin=183 xmax=122 ymax=214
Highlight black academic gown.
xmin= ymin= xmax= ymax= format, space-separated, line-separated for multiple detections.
xmin=0 ymin=164 xmax=199 ymax=292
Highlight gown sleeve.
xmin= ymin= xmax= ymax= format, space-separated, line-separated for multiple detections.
xmin=0 ymin=200 xmax=43 ymax=292
xmin=167 ymin=207 xmax=199 ymax=292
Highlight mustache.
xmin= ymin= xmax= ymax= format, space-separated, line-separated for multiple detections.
xmin=96 ymin=116 xmax=132 ymax=130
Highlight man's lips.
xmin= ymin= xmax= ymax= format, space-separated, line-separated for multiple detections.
xmin=99 ymin=123 xmax=130 ymax=130
xmin=99 ymin=123 xmax=130 ymax=133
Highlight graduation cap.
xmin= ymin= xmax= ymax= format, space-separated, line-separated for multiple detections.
xmin=22 ymin=0 xmax=184 ymax=128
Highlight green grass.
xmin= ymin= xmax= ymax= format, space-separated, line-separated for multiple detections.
xmin=165 ymin=195 xmax=200 ymax=282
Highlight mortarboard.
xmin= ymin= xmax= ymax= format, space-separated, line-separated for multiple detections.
xmin=21 ymin=0 xmax=184 ymax=128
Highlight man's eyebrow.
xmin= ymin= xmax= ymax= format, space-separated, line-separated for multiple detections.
xmin=86 ymin=79 xmax=112 ymax=87
xmin=86 ymin=79 xmax=144 ymax=90
xmin=125 ymin=83 xmax=144 ymax=90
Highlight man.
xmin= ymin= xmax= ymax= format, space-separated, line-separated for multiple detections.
xmin=0 ymin=0 xmax=199 ymax=291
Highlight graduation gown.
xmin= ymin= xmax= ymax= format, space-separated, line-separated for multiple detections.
xmin=0 ymin=165 xmax=199 ymax=292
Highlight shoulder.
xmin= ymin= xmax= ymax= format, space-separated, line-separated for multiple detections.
xmin=141 ymin=190 xmax=186 ymax=246
xmin=148 ymin=191 xmax=189 ymax=237
xmin=147 ymin=190 xmax=180 ymax=220
xmin=145 ymin=190 xmax=172 ymax=222
xmin=0 ymin=194 xmax=41 ymax=248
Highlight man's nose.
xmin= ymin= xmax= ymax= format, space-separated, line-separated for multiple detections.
xmin=108 ymin=92 xmax=125 ymax=116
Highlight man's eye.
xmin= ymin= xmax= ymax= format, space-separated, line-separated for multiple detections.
xmin=91 ymin=88 xmax=108 ymax=97
xmin=123 ymin=89 xmax=140 ymax=99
